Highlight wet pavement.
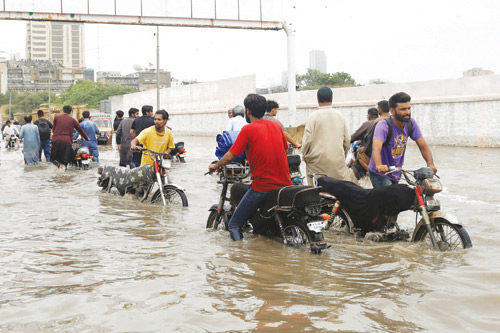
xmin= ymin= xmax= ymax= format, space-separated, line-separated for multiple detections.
xmin=0 ymin=137 xmax=499 ymax=331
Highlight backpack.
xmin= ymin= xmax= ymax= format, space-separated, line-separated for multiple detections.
xmin=363 ymin=117 xmax=413 ymax=158
xmin=36 ymin=119 xmax=51 ymax=140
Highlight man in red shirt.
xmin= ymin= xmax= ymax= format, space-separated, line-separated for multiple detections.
xmin=208 ymin=94 xmax=292 ymax=241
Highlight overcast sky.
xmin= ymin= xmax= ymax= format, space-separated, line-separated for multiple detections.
xmin=1 ymin=0 xmax=499 ymax=87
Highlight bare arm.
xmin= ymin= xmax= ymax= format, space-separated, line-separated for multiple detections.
xmin=415 ymin=137 xmax=437 ymax=173
xmin=130 ymin=129 xmax=135 ymax=139
xmin=371 ymin=139 xmax=388 ymax=173
xmin=284 ymin=131 xmax=301 ymax=149
xmin=208 ymin=151 xmax=237 ymax=173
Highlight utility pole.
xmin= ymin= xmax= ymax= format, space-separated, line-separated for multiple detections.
xmin=48 ymin=66 xmax=51 ymax=120
xmin=8 ymin=91 xmax=11 ymax=120
xmin=156 ymin=26 xmax=160 ymax=111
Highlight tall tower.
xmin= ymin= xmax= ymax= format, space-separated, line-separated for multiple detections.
xmin=309 ymin=50 xmax=327 ymax=73
xmin=26 ymin=21 xmax=85 ymax=68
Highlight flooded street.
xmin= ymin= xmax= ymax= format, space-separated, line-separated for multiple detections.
xmin=1 ymin=137 xmax=499 ymax=331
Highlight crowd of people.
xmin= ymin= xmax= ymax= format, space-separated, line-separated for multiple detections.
xmin=210 ymin=88 xmax=436 ymax=241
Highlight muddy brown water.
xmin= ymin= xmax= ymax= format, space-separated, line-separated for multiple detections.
xmin=0 ymin=137 xmax=499 ymax=331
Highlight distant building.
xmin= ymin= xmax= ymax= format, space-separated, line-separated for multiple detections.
xmin=84 ymin=68 xmax=95 ymax=81
xmin=97 ymin=69 xmax=171 ymax=91
xmin=463 ymin=67 xmax=494 ymax=77
xmin=309 ymin=50 xmax=327 ymax=73
xmin=26 ymin=21 xmax=85 ymax=69
xmin=5 ymin=59 xmax=84 ymax=92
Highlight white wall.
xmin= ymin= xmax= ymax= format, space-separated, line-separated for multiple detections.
xmin=107 ymin=74 xmax=500 ymax=147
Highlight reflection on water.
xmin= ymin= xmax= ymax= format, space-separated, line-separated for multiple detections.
xmin=0 ymin=140 xmax=499 ymax=331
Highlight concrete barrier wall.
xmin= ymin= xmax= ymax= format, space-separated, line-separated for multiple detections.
xmin=107 ymin=74 xmax=500 ymax=147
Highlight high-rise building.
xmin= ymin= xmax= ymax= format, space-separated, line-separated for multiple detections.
xmin=309 ymin=50 xmax=327 ymax=73
xmin=26 ymin=21 xmax=85 ymax=69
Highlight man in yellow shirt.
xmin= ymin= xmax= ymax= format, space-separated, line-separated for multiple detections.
xmin=131 ymin=110 xmax=174 ymax=166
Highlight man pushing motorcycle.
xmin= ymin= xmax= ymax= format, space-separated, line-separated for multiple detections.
xmin=130 ymin=110 xmax=174 ymax=166
xmin=369 ymin=91 xmax=437 ymax=188
xmin=208 ymin=93 xmax=292 ymax=241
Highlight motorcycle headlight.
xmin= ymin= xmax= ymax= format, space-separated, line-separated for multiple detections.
xmin=304 ymin=204 xmax=321 ymax=217
xmin=162 ymin=159 xmax=172 ymax=169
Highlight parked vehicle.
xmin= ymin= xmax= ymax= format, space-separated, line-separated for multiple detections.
xmin=206 ymin=164 xmax=329 ymax=254
xmin=313 ymin=167 xmax=472 ymax=250
xmin=91 ymin=113 xmax=113 ymax=145
xmin=287 ymin=152 xmax=303 ymax=185
xmin=71 ymin=139 xmax=91 ymax=170
xmin=97 ymin=148 xmax=188 ymax=207
xmin=170 ymin=141 xmax=186 ymax=163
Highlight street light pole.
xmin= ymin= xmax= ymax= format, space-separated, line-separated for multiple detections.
xmin=48 ymin=67 xmax=51 ymax=120
xmin=156 ymin=26 xmax=160 ymax=111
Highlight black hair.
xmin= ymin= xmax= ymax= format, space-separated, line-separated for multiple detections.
xmin=82 ymin=111 xmax=90 ymax=118
xmin=243 ymin=94 xmax=267 ymax=119
xmin=141 ymin=105 xmax=153 ymax=115
xmin=128 ymin=107 xmax=139 ymax=117
xmin=389 ymin=92 xmax=411 ymax=109
xmin=116 ymin=110 xmax=124 ymax=118
xmin=266 ymin=100 xmax=279 ymax=113
xmin=317 ymin=87 xmax=333 ymax=103
xmin=63 ymin=105 xmax=72 ymax=114
xmin=155 ymin=109 xmax=169 ymax=120
xmin=37 ymin=110 xmax=44 ymax=117
xmin=367 ymin=108 xmax=379 ymax=118
xmin=6 ymin=120 xmax=11 ymax=124
xmin=24 ymin=115 xmax=32 ymax=123
xmin=377 ymin=100 xmax=390 ymax=113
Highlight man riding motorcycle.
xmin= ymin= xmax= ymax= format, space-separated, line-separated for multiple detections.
xmin=208 ymin=93 xmax=292 ymax=241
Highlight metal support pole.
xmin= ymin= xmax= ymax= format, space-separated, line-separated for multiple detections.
xmin=283 ymin=21 xmax=296 ymax=114
xmin=156 ymin=26 xmax=160 ymax=111
xmin=8 ymin=91 xmax=11 ymax=120
xmin=48 ymin=68 xmax=51 ymax=120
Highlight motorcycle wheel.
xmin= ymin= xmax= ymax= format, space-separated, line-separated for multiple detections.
xmin=151 ymin=185 xmax=188 ymax=207
xmin=413 ymin=218 xmax=473 ymax=250
xmin=326 ymin=208 xmax=352 ymax=233
xmin=282 ymin=224 xmax=312 ymax=250
xmin=206 ymin=210 xmax=229 ymax=230
xmin=179 ymin=156 xmax=186 ymax=163
xmin=83 ymin=164 xmax=89 ymax=170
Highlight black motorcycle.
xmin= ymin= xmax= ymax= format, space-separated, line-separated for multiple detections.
xmin=206 ymin=164 xmax=329 ymax=254
xmin=71 ymin=139 xmax=91 ymax=170
xmin=170 ymin=141 xmax=186 ymax=163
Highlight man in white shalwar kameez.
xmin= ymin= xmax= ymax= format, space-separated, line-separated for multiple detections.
xmin=302 ymin=87 xmax=352 ymax=185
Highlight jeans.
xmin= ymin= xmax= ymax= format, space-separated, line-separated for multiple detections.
xmin=82 ymin=141 xmax=99 ymax=162
xmin=228 ymin=187 xmax=269 ymax=241
xmin=39 ymin=139 xmax=51 ymax=162
xmin=369 ymin=170 xmax=398 ymax=188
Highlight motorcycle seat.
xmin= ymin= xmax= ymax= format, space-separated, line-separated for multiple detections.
xmin=259 ymin=186 xmax=321 ymax=218
xmin=317 ymin=176 xmax=415 ymax=234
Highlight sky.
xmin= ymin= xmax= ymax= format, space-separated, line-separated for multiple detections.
xmin=1 ymin=0 xmax=500 ymax=87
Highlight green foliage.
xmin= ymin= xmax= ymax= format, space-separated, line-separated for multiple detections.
xmin=368 ymin=78 xmax=390 ymax=85
xmin=58 ymin=80 xmax=136 ymax=108
xmin=296 ymin=69 xmax=357 ymax=90
xmin=0 ymin=90 xmax=56 ymax=117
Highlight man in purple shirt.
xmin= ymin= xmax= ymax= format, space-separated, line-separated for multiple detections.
xmin=369 ymin=92 xmax=437 ymax=187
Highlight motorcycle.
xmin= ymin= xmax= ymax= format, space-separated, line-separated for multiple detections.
xmin=287 ymin=148 xmax=304 ymax=185
xmin=170 ymin=141 xmax=186 ymax=163
xmin=313 ymin=167 xmax=472 ymax=251
xmin=5 ymin=134 xmax=19 ymax=148
xmin=71 ymin=139 xmax=91 ymax=170
xmin=206 ymin=164 xmax=329 ymax=254
xmin=97 ymin=148 xmax=188 ymax=207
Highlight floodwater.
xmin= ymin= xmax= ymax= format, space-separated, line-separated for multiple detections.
xmin=0 ymin=137 xmax=499 ymax=332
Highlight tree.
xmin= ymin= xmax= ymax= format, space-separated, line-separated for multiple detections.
xmin=368 ymin=78 xmax=390 ymax=85
xmin=58 ymin=80 xmax=136 ymax=108
xmin=296 ymin=69 xmax=357 ymax=90
xmin=0 ymin=90 xmax=56 ymax=118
